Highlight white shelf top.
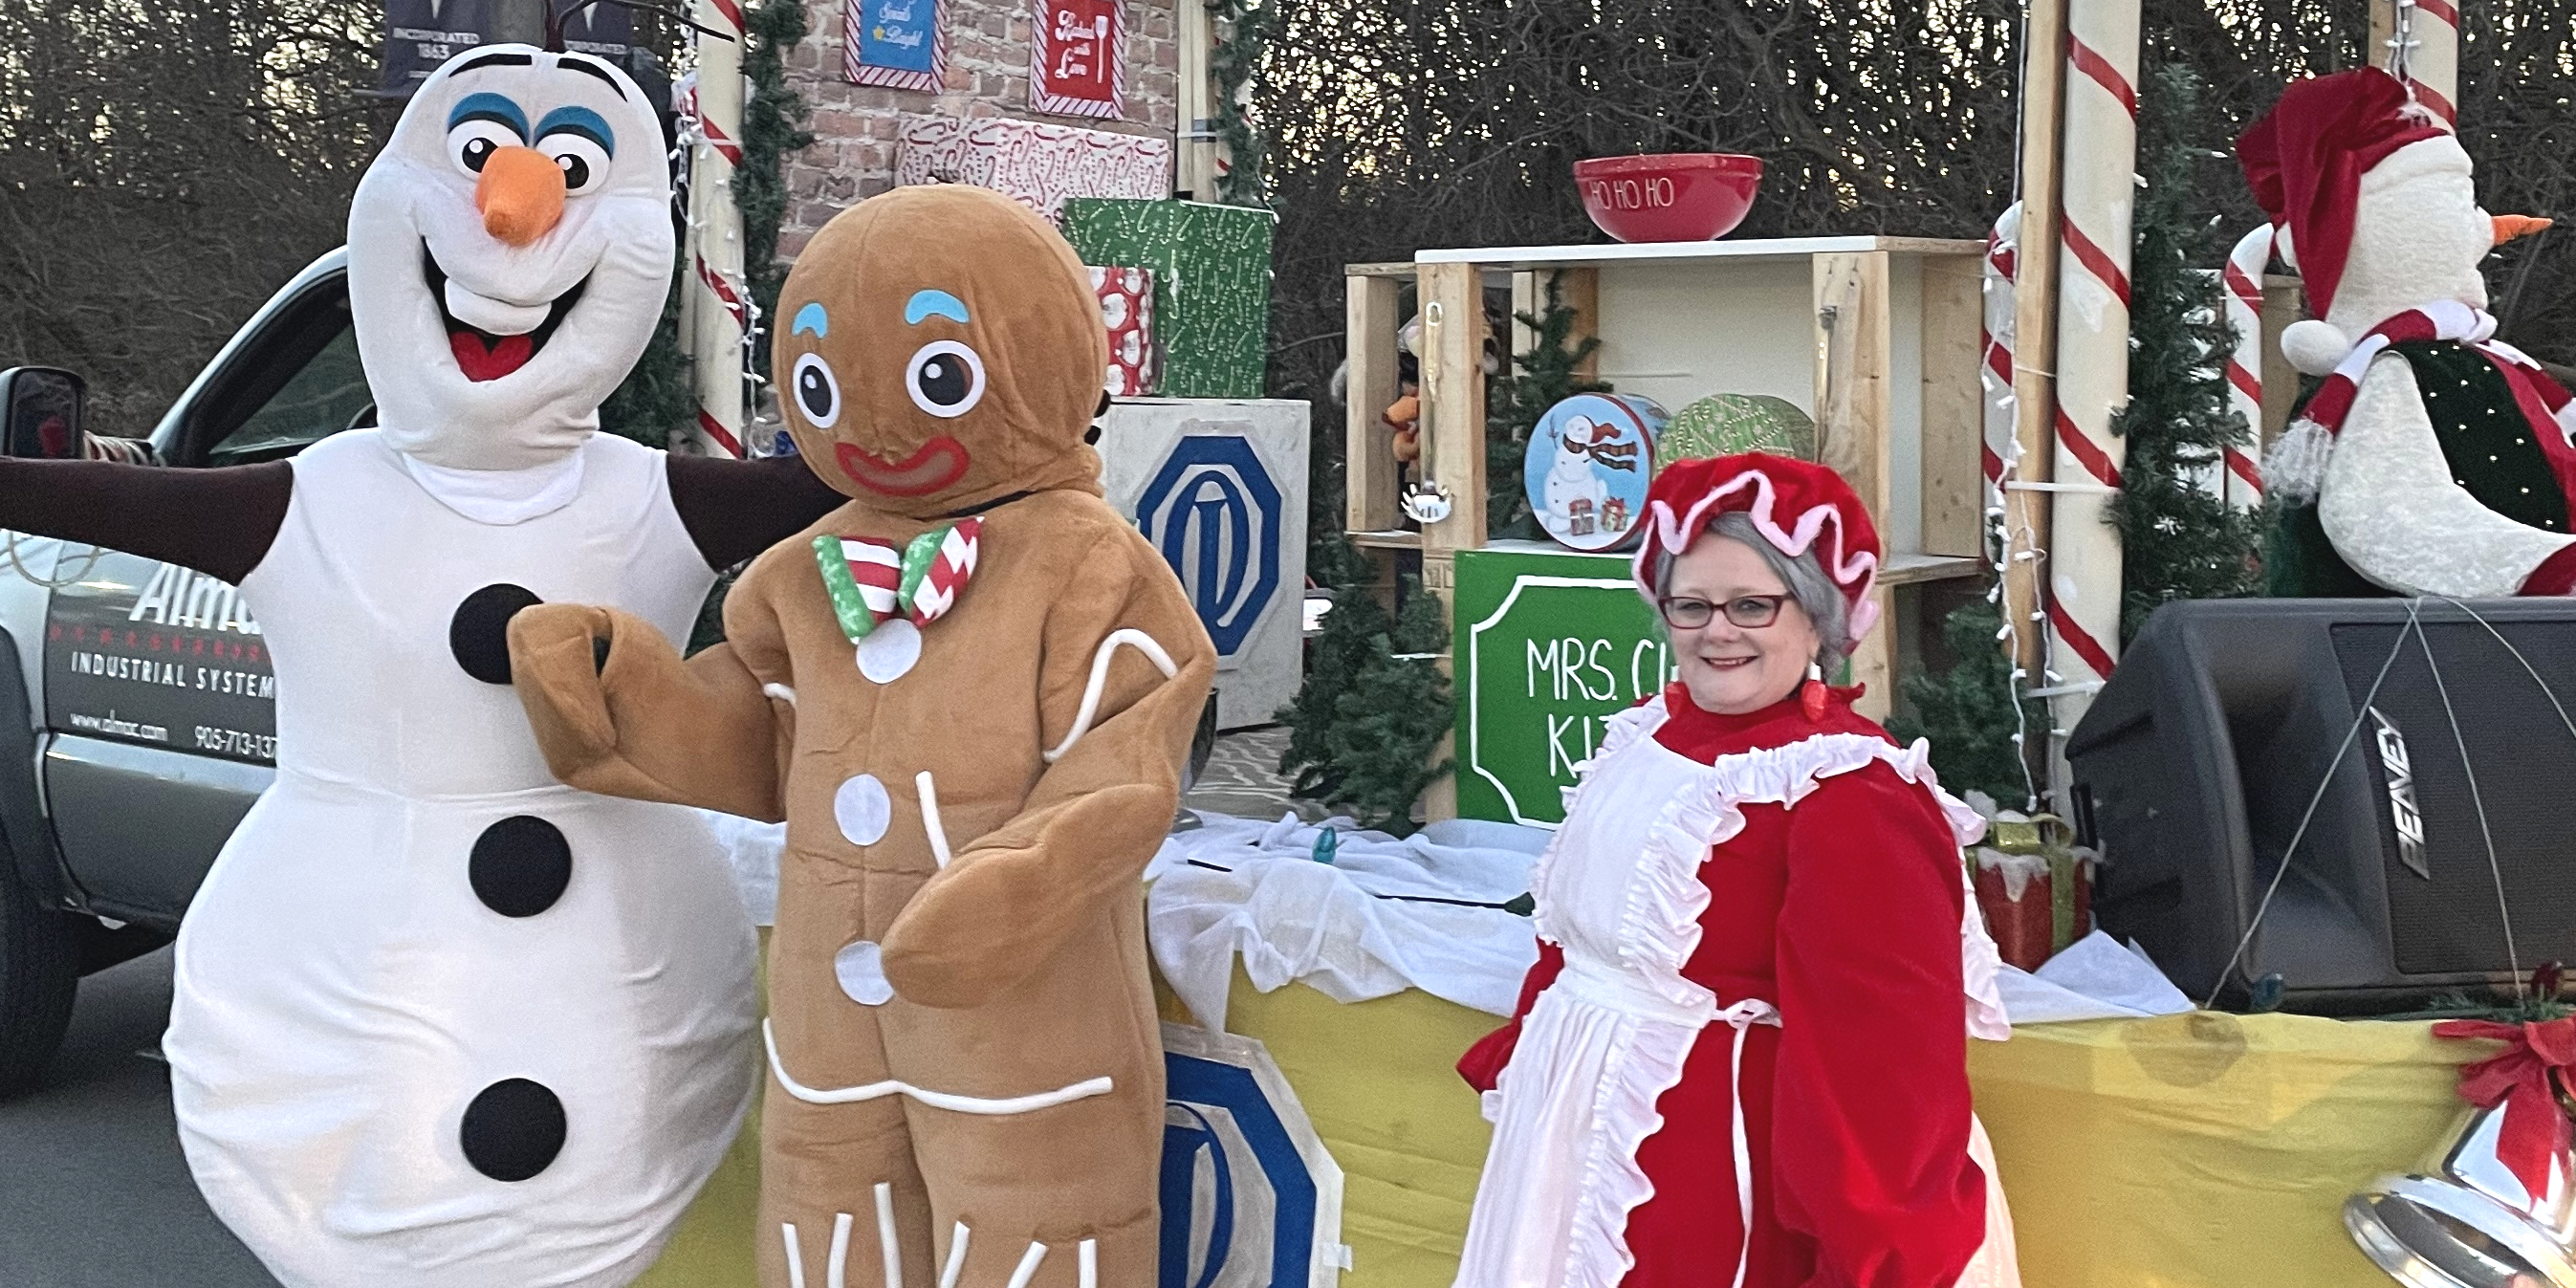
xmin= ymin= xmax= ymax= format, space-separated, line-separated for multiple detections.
xmin=1414 ymin=235 xmax=1983 ymax=270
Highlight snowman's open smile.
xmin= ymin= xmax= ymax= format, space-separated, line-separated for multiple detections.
xmin=422 ymin=244 xmax=590 ymax=383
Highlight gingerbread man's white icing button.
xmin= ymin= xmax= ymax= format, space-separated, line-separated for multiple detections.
xmin=834 ymin=775 xmax=891 ymax=846
xmin=855 ymin=619 xmax=922 ymax=684
xmin=833 ymin=940 xmax=895 ymax=1006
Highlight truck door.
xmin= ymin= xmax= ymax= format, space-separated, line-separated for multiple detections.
xmin=36 ymin=270 xmax=365 ymax=926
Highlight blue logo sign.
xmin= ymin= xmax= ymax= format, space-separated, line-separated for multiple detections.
xmin=1161 ymin=1052 xmax=1320 ymax=1288
xmin=1136 ymin=435 xmax=1281 ymax=657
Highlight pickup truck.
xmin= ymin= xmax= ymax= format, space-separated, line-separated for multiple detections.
xmin=0 ymin=251 xmax=1219 ymax=1094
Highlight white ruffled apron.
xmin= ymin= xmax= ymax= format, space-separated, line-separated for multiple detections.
xmin=1453 ymin=699 xmax=2020 ymax=1288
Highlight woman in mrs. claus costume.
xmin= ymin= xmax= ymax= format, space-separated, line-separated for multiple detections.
xmin=1453 ymin=453 xmax=2019 ymax=1288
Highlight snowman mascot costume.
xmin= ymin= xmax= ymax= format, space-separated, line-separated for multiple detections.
xmin=0 ymin=42 xmax=841 ymax=1288
xmin=2241 ymin=68 xmax=2576 ymax=598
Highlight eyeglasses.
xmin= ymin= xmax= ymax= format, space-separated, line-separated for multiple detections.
xmin=1658 ymin=594 xmax=1792 ymax=631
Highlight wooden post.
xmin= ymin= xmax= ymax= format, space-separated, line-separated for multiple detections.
xmin=2259 ymin=275 xmax=2306 ymax=450
xmin=1176 ymin=0 xmax=1223 ymax=199
xmin=1919 ymin=252 xmax=1987 ymax=559
xmin=1344 ymin=273 xmax=1403 ymax=534
xmin=2006 ymin=0 xmax=2069 ymax=709
xmin=1416 ymin=261 xmax=1489 ymax=596
xmin=1812 ymin=251 xmax=1894 ymax=722
xmin=1416 ymin=260 xmax=1487 ymax=824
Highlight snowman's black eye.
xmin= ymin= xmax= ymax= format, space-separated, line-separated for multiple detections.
xmin=904 ymin=340 xmax=986 ymax=419
xmin=792 ymin=353 xmax=840 ymax=429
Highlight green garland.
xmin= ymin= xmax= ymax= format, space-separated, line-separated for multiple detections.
xmin=1204 ymin=0 xmax=1277 ymax=207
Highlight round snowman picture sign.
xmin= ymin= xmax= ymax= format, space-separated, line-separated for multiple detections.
xmin=1523 ymin=393 xmax=1669 ymax=552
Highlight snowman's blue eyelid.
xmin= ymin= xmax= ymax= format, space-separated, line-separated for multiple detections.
xmin=793 ymin=304 xmax=827 ymax=337
xmin=904 ymin=291 xmax=969 ymax=325
xmin=535 ymin=106 xmax=615 ymax=156
xmin=449 ymin=94 xmax=529 ymax=141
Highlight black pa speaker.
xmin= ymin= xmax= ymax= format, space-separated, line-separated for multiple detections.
xmin=2064 ymin=598 xmax=2576 ymax=1014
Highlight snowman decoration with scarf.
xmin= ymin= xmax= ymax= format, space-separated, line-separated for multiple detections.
xmin=2243 ymin=68 xmax=2576 ymax=598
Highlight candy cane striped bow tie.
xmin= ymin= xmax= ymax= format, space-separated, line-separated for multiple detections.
xmin=813 ymin=518 xmax=981 ymax=644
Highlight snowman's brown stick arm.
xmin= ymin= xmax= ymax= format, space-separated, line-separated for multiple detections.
xmin=0 ymin=458 xmax=291 ymax=583
xmin=665 ymin=452 xmax=848 ymax=570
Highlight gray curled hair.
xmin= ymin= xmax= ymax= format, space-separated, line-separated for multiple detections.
xmin=1650 ymin=511 xmax=1852 ymax=676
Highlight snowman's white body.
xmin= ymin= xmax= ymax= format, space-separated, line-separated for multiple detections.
xmin=1540 ymin=431 xmax=1606 ymax=535
xmin=163 ymin=429 xmax=756 ymax=1288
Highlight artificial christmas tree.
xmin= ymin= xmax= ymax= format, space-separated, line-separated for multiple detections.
xmin=2106 ymin=64 xmax=2267 ymax=644
xmin=1485 ymin=275 xmax=1609 ymax=539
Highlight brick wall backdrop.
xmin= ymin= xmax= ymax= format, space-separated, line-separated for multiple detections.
xmin=775 ymin=0 xmax=1182 ymax=259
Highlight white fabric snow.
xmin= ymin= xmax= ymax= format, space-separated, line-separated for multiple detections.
xmin=1993 ymin=930 xmax=2195 ymax=1024
xmin=1146 ymin=811 xmax=1549 ymax=1033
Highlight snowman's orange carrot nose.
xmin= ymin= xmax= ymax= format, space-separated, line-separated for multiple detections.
xmin=476 ymin=146 xmax=566 ymax=248
xmin=2494 ymin=214 xmax=2554 ymax=247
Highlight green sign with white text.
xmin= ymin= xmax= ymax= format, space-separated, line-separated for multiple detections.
xmin=1453 ymin=542 xmax=1674 ymax=829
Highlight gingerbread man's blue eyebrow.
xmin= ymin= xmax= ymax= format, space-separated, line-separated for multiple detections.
xmin=792 ymin=303 xmax=828 ymax=337
xmin=903 ymin=290 xmax=970 ymax=325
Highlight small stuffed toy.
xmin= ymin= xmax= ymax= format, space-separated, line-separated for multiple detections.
xmin=507 ymin=184 xmax=1214 ymax=1288
xmin=2240 ymin=68 xmax=2576 ymax=597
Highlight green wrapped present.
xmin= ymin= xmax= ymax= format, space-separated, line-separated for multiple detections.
xmin=1655 ymin=393 xmax=1816 ymax=468
xmin=1060 ymin=198 xmax=1276 ymax=399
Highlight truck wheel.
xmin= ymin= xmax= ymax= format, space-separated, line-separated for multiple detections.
xmin=0 ymin=857 xmax=78 ymax=1098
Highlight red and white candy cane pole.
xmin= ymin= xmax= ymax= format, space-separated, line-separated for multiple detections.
xmin=2043 ymin=0 xmax=2140 ymax=736
xmin=2380 ymin=0 xmax=2461 ymax=126
xmin=1982 ymin=204 xmax=2022 ymax=517
xmin=1983 ymin=201 xmax=2045 ymax=810
xmin=683 ymin=0 xmax=750 ymax=457
xmin=2220 ymin=226 xmax=2272 ymax=510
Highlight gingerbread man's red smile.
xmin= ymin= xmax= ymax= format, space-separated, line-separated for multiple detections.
xmin=835 ymin=437 xmax=971 ymax=496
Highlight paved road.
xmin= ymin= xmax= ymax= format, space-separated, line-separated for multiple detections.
xmin=0 ymin=947 xmax=277 ymax=1287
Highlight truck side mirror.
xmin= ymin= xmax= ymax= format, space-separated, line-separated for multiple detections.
xmin=0 ymin=367 xmax=86 ymax=460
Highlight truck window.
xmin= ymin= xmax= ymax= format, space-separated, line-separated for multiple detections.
xmin=207 ymin=321 xmax=372 ymax=468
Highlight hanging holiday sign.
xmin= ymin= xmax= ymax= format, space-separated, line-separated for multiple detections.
xmin=1031 ymin=0 xmax=1125 ymax=120
xmin=845 ymin=0 xmax=946 ymax=93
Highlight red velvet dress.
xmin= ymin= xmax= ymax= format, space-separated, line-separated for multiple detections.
xmin=1453 ymin=685 xmax=2013 ymax=1288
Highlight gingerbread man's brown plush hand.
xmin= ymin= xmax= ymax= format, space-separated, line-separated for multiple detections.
xmin=508 ymin=601 xmax=786 ymax=821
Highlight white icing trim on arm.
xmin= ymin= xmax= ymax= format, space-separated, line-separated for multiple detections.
xmin=915 ymin=772 xmax=952 ymax=869
xmin=763 ymin=683 xmax=798 ymax=706
xmin=1041 ymin=628 xmax=1179 ymax=763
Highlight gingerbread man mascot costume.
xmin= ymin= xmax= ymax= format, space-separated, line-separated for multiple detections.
xmin=507 ymin=183 xmax=1213 ymax=1288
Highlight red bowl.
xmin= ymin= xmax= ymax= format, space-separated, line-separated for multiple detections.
xmin=1573 ymin=153 xmax=1764 ymax=243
